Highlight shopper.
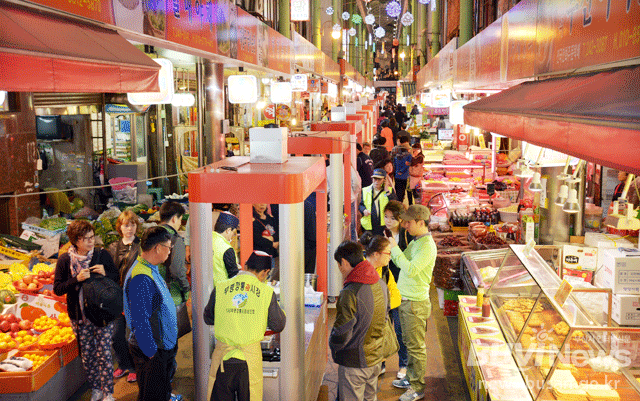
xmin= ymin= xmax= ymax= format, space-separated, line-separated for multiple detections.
xmin=375 ymin=158 xmax=396 ymax=196
xmin=393 ymin=137 xmax=412 ymax=203
xmin=380 ymin=120 xmax=394 ymax=152
xmin=369 ymin=135 xmax=389 ymax=167
xmin=54 ymin=219 xmax=119 ymax=401
xmin=359 ymin=234 xmax=401 ymax=377
xmin=123 ymin=226 xmax=181 ymax=401
xmin=360 ymin=168 xmax=396 ymax=236
xmin=111 ymin=210 xmax=140 ymax=383
xmin=357 ymin=143 xmax=374 ymax=188
xmin=362 ymin=141 xmax=372 ymax=156
xmin=159 ymin=201 xmax=191 ymax=305
xmin=387 ymin=205 xmax=437 ymax=401
xmin=212 ymin=211 xmax=240 ymax=285
xmin=331 ymin=240 xmax=393 ymax=401
xmin=252 ymin=204 xmax=279 ymax=278
xmin=203 ymin=251 xmax=286 ymax=401
xmin=396 ymin=123 xmax=410 ymax=146
xmin=407 ymin=143 xmax=425 ymax=206
xmin=612 ymin=170 xmax=629 ymax=202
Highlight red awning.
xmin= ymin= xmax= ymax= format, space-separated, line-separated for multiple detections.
xmin=463 ymin=65 xmax=640 ymax=175
xmin=0 ymin=4 xmax=160 ymax=93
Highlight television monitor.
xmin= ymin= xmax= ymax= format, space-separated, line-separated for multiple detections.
xmin=36 ymin=116 xmax=72 ymax=140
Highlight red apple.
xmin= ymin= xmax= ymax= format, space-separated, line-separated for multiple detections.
xmin=18 ymin=320 xmax=32 ymax=331
xmin=5 ymin=314 xmax=17 ymax=324
xmin=9 ymin=323 xmax=19 ymax=332
xmin=0 ymin=321 xmax=11 ymax=332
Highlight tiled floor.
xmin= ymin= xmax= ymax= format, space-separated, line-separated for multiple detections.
xmin=319 ymin=285 xmax=470 ymax=401
xmin=69 ymin=286 xmax=469 ymax=401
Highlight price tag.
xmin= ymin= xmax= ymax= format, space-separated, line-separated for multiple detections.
xmin=554 ymin=279 xmax=573 ymax=306
xmin=523 ymin=238 xmax=536 ymax=256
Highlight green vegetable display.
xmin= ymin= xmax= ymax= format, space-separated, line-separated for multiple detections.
xmin=39 ymin=217 xmax=67 ymax=231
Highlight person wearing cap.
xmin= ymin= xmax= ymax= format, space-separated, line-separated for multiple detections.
xmin=159 ymin=201 xmax=190 ymax=306
xmin=360 ymin=168 xmax=396 ymax=236
xmin=212 ymin=211 xmax=241 ymax=285
xmin=203 ymin=251 xmax=286 ymax=401
xmin=387 ymin=204 xmax=437 ymax=401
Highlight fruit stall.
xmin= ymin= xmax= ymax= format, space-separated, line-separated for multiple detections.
xmin=0 ymin=263 xmax=86 ymax=400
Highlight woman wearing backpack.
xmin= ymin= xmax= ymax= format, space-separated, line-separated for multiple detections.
xmin=54 ymin=219 xmax=119 ymax=401
xmin=110 ymin=210 xmax=141 ymax=384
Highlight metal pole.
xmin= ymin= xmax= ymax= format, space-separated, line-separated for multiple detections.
xmin=332 ymin=0 xmax=341 ymax=61
xmin=278 ymin=0 xmax=291 ymax=39
xmin=312 ymin=0 xmax=322 ymax=48
xmin=203 ymin=61 xmax=225 ymax=163
xmin=459 ymin=0 xmax=473 ymax=46
xmin=430 ymin=0 xmax=441 ymax=57
xmin=278 ymin=202 xmax=305 ymax=400
xmin=190 ymin=201 xmax=214 ymax=401
xmin=328 ymin=153 xmax=344 ymax=297
xmin=196 ymin=62 xmax=205 ymax=167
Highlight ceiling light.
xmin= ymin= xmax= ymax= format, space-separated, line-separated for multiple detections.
xmin=375 ymin=27 xmax=385 ymax=38
xmin=401 ymin=12 xmax=414 ymax=26
xmin=562 ymin=188 xmax=580 ymax=214
xmin=386 ymin=1 xmax=401 ymax=18
xmin=529 ymin=172 xmax=543 ymax=192
xmin=331 ymin=30 xmax=341 ymax=39
xmin=326 ymin=6 xmax=334 ymax=15
xmin=555 ymin=184 xmax=568 ymax=206
xmin=342 ymin=11 xmax=350 ymax=20
xmin=365 ymin=14 xmax=375 ymax=24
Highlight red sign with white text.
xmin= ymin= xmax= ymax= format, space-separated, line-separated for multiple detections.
xmin=167 ymin=0 xmax=217 ymax=54
xmin=236 ymin=8 xmax=257 ymax=65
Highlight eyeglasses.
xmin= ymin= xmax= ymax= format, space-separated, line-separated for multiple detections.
xmin=82 ymin=235 xmax=95 ymax=241
xmin=159 ymin=243 xmax=173 ymax=250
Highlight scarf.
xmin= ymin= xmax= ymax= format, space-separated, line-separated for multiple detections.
xmin=68 ymin=245 xmax=94 ymax=319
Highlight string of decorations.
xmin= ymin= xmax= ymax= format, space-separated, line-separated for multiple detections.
xmin=386 ymin=1 xmax=401 ymax=18
xmin=401 ymin=12 xmax=414 ymax=26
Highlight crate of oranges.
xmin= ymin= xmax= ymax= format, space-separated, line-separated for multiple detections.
xmin=57 ymin=312 xmax=71 ymax=327
xmin=0 ymin=350 xmax=60 ymax=393
xmin=15 ymin=330 xmax=38 ymax=351
xmin=32 ymin=316 xmax=58 ymax=333
xmin=0 ymin=332 xmax=17 ymax=353
xmin=37 ymin=326 xmax=75 ymax=350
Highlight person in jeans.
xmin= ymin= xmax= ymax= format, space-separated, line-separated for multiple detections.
xmin=392 ymin=137 xmax=412 ymax=203
xmin=387 ymin=205 xmax=437 ymax=401
xmin=124 ymin=226 xmax=181 ymax=401
xmin=331 ymin=241 xmax=390 ymax=401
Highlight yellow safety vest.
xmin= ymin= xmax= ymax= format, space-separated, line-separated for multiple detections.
xmin=360 ymin=185 xmax=389 ymax=230
xmin=212 ymin=231 xmax=237 ymax=285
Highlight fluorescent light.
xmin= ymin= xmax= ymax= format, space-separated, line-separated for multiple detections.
xmin=228 ymin=75 xmax=258 ymax=104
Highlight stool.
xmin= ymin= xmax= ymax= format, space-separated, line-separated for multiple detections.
xmin=147 ymin=187 xmax=163 ymax=204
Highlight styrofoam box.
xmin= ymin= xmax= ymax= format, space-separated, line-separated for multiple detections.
xmin=594 ymin=247 xmax=640 ymax=294
xmin=584 ymin=232 xmax=633 ymax=269
xmin=604 ymin=293 xmax=640 ymax=325
xmin=562 ymin=244 xmax=598 ymax=271
xmin=248 ymin=127 xmax=288 ymax=164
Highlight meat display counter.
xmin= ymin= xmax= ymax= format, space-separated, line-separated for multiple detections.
xmin=486 ymin=245 xmax=640 ymax=401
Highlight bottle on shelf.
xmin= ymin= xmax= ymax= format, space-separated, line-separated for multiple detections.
xmin=476 ymin=284 xmax=485 ymax=308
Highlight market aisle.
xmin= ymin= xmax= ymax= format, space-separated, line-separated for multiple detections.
xmin=318 ymin=284 xmax=470 ymax=401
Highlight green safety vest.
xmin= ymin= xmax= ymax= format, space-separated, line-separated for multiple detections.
xmin=360 ymin=185 xmax=389 ymax=230
xmin=212 ymin=231 xmax=237 ymax=285
xmin=214 ymin=273 xmax=273 ymax=361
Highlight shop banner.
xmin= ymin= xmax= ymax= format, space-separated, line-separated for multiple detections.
xmin=293 ymin=32 xmax=315 ymax=72
xmin=167 ymin=0 xmax=217 ymax=54
xmin=27 ymin=0 xmax=113 ymax=25
xmin=535 ymin=0 xmax=640 ymax=74
xmin=475 ymin=18 xmax=501 ymax=88
xmin=267 ymin=27 xmax=293 ymax=75
xmin=236 ymin=8 xmax=257 ymax=65
xmin=504 ymin=0 xmax=537 ymax=82
xmin=453 ymin=39 xmax=471 ymax=88
xmin=438 ymin=38 xmax=457 ymax=85
xmin=308 ymin=79 xmax=320 ymax=92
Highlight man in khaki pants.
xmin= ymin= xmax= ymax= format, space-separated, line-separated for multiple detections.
xmin=386 ymin=205 xmax=437 ymax=401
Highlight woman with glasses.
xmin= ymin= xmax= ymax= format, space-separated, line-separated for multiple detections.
xmin=54 ymin=219 xmax=119 ymax=401
xmin=359 ymin=233 xmax=401 ymax=377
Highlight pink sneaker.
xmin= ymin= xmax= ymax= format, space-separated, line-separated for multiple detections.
xmin=127 ymin=372 xmax=137 ymax=383
xmin=113 ymin=368 xmax=127 ymax=379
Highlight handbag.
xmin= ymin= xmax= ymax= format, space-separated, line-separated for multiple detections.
xmin=176 ymin=301 xmax=192 ymax=339
xmin=381 ymin=317 xmax=399 ymax=359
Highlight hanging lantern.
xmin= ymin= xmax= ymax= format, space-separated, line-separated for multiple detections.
xmin=348 ymin=27 xmax=357 ymax=36
xmin=374 ymin=26 xmax=385 ymax=38
xmin=326 ymin=6 xmax=334 ymax=15
xmin=401 ymin=12 xmax=414 ymax=26
xmin=351 ymin=14 xmax=362 ymax=24
xmin=386 ymin=1 xmax=401 ymax=18
xmin=342 ymin=11 xmax=350 ymax=20
xmin=392 ymin=38 xmax=399 ymax=47
xmin=418 ymin=0 xmax=430 ymax=4
xmin=332 ymin=23 xmax=342 ymax=32
xmin=364 ymin=14 xmax=375 ymax=25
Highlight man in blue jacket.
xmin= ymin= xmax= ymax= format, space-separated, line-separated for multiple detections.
xmin=124 ymin=226 xmax=181 ymax=401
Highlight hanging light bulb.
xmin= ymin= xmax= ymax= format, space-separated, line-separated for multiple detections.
xmin=555 ymin=184 xmax=569 ymax=206
xmin=401 ymin=12 xmax=414 ymax=26
xmin=386 ymin=1 xmax=402 ymax=18
xmin=331 ymin=29 xmax=341 ymax=39
xmin=563 ymin=188 xmax=581 ymax=214
xmin=375 ymin=26 xmax=386 ymax=38
xmin=342 ymin=11 xmax=350 ymax=20
xmin=326 ymin=6 xmax=334 ymax=15
xmin=365 ymin=14 xmax=375 ymax=25
xmin=406 ymin=34 xmax=410 ymax=46
xmin=529 ymin=172 xmax=543 ymax=192
xmin=368 ymin=33 xmax=372 ymax=44
xmin=348 ymin=27 xmax=356 ymax=36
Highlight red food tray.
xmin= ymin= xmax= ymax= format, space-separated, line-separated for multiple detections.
xmin=0 ymin=349 xmax=60 ymax=393
xmin=13 ymin=281 xmax=44 ymax=295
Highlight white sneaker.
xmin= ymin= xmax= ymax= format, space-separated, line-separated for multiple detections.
xmin=399 ymin=388 xmax=425 ymax=401
xmin=90 ymin=389 xmax=103 ymax=401
xmin=103 ymin=395 xmax=116 ymax=401
xmin=396 ymin=367 xmax=407 ymax=379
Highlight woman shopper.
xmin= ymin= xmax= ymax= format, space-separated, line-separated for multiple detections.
xmin=407 ymin=143 xmax=425 ymax=206
xmin=359 ymin=233 xmax=402 ymax=377
xmin=110 ymin=210 xmax=141 ymax=383
xmin=383 ymin=200 xmax=412 ymax=379
xmin=54 ymin=219 xmax=119 ymax=401
xmin=253 ymin=204 xmax=279 ymax=278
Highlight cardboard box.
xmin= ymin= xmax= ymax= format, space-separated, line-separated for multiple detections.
xmin=594 ymin=248 xmax=640 ymax=294
xmin=562 ymin=245 xmax=598 ymax=271
xmin=606 ymin=293 xmax=640 ymax=326
xmin=0 ymin=350 xmax=60 ymax=393
xmin=563 ymin=268 xmax=593 ymax=283
xmin=584 ymin=232 xmax=633 ymax=268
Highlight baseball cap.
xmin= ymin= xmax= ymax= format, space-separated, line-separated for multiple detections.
xmin=371 ymin=168 xmax=386 ymax=179
xmin=400 ymin=204 xmax=431 ymax=221
xmin=246 ymin=250 xmax=272 ymax=272
xmin=217 ymin=211 xmax=239 ymax=228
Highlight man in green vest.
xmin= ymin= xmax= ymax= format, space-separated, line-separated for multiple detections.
xmin=203 ymin=251 xmax=286 ymax=401
xmin=360 ymin=168 xmax=396 ymax=236
xmin=212 ymin=211 xmax=240 ymax=285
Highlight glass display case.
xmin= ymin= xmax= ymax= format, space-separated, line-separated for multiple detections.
xmin=488 ymin=245 xmax=640 ymax=401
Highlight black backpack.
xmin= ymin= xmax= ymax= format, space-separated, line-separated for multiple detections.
xmin=82 ymin=252 xmax=123 ymax=327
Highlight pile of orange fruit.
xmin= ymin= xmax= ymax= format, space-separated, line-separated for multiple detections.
xmin=57 ymin=312 xmax=70 ymax=326
xmin=21 ymin=353 xmax=50 ymax=369
xmin=15 ymin=330 xmax=37 ymax=350
xmin=33 ymin=316 xmax=57 ymax=332
xmin=37 ymin=326 xmax=75 ymax=347
xmin=0 ymin=332 xmax=17 ymax=351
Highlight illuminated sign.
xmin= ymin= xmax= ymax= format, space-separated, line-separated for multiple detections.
xmin=228 ymin=75 xmax=258 ymax=104
xmin=431 ymin=90 xmax=451 ymax=108
xmin=291 ymin=0 xmax=309 ymax=21
xmin=270 ymin=82 xmax=293 ymax=103
xmin=127 ymin=59 xmax=174 ymax=105
xmin=291 ymin=74 xmax=308 ymax=92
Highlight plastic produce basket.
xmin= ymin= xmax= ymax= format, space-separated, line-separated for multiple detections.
xmin=21 ymin=223 xmax=67 ymax=238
